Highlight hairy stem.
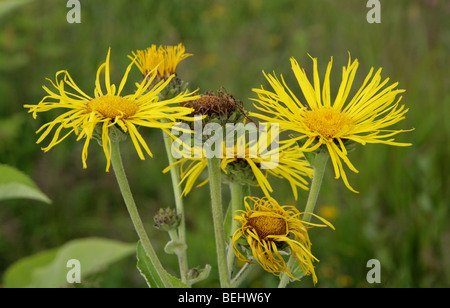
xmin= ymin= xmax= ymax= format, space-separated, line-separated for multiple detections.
xmin=111 ymin=141 xmax=173 ymax=288
xmin=207 ymin=157 xmax=230 ymax=288
xmin=162 ymin=129 xmax=189 ymax=285
xmin=278 ymin=151 xmax=329 ymax=288
xmin=226 ymin=181 xmax=243 ymax=278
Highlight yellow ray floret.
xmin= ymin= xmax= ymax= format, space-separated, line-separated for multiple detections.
xmin=250 ymin=54 xmax=413 ymax=192
xmin=130 ymin=43 xmax=192 ymax=79
xmin=163 ymin=125 xmax=313 ymax=199
xmin=24 ymin=48 xmax=198 ymax=171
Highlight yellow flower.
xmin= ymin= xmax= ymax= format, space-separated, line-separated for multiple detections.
xmin=24 ymin=49 xmax=198 ymax=171
xmin=130 ymin=43 xmax=192 ymax=79
xmin=163 ymin=125 xmax=313 ymax=199
xmin=232 ymin=196 xmax=333 ymax=284
xmin=251 ymin=54 xmax=413 ymax=192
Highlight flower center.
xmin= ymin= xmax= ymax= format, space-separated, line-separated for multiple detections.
xmin=87 ymin=95 xmax=139 ymax=119
xmin=303 ymin=107 xmax=353 ymax=139
xmin=247 ymin=215 xmax=287 ymax=240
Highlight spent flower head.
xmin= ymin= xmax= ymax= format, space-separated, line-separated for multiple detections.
xmin=251 ymin=54 xmax=413 ymax=192
xmin=180 ymin=87 xmax=247 ymax=127
xmin=24 ymin=48 xmax=198 ymax=171
xmin=232 ymin=196 xmax=334 ymax=284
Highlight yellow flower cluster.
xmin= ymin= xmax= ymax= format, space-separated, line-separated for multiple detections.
xmin=24 ymin=44 xmax=411 ymax=286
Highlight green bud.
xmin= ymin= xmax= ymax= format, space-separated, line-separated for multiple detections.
xmin=222 ymin=159 xmax=258 ymax=186
xmin=158 ymin=76 xmax=190 ymax=100
xmin=153 ymin=207 xmax=181 ymax=232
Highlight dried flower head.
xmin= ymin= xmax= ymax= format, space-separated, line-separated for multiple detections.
xmin=180 ymin=88 xmax=247 ymax=125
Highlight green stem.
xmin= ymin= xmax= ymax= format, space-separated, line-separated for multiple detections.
xmin=162 ymin=129 xmax=189 ymax=285
xmin=226 ymin=182 xmax=243 ymax=278
xmin=207 ymin=157 xmax=230 ymax=288
xmin=303 ymin=151 xmax=329 ymax=222
xmin=110 ymin=141 xmax=173 ymax=288
xmin=278 ymin=257 xmax=297 ymax=288
xmin=230 ymin=263 xmax=254 ymax=288
xmin=278 ymin=151 xmax=329 ymax=288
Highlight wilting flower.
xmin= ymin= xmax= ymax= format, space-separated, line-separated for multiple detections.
xmin=164 ymin=125 xmax=313 ymax=199
xmin=24 ymin=49 xmax=198 ymax=171
xmin=130 ymin=43 xmax=192 ymax=79
xmin=232 ymin=196 xmax=333 ymax=284
xmin=251 ymin=54 xmax=412 ymax=192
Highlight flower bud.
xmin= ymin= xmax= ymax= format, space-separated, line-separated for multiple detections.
xmin=153 ymin=207 xmax=181 ymax=232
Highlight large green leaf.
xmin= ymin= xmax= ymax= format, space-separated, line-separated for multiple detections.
xmin=3 ymin=237 xmax=135 ymax=288
xmin=0 ymin=164 xmax=51 ymax=204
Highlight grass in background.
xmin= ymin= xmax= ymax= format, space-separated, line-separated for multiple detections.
xmin=0 ymin=0 xmax=449 ymax=287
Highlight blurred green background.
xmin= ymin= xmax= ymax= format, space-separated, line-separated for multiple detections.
xmin=0 ymin=0 xmax=449 ymax=288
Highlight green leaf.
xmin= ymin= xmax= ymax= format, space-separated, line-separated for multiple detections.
xmin=3 ymin=237 xmax=135 ymax=288
xmin=187 ymin=264 xmax=211 ymax=286
xmin=136 ymin=241 xmax=166 ymax=288
xmin=164 ymin=240 xmax=187 ymax=255
xmin=136 ymin=241 xmax=188 ymax=288
xmin=0 ymin=164 xmax=51 ymax=204
xmin=167 ymin=272 xmax=189 ymax=288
